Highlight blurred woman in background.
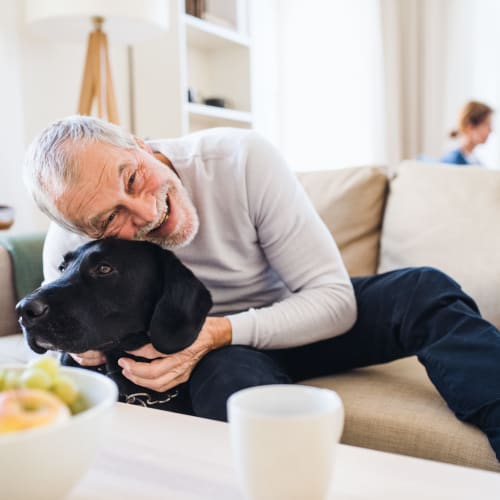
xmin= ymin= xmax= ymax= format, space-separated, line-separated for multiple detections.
xmin=441 ymin=100 xmax=493 ymax=166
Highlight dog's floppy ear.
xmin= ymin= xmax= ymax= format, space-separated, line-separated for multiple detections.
xmin=149 ymin=250 xmax=212 ymax=354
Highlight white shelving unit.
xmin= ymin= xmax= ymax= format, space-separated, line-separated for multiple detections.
xmin=132 ymin=0 xmax=252 ymax=139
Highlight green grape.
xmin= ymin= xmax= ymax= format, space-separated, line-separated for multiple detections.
xmin=28 ymin=356 xmax=60 ymax=380
xmin=68 ymin=393 xmax=88 ymax=415
xmin=3 ymin=370 xmax=20 ymax=390
xmin=0 ymin=359 xmax=87 ymax=416
xmin=20 ymin=367 xmax=53 ymax=390
xmin=52 ymin=375 xmax=79 ymax=405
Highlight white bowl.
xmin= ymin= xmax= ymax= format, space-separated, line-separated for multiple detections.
xmin=0 ymin=365 xmax=118 ymax=500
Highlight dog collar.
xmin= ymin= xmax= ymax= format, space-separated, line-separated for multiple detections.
xmin=122 ymin=389 xmax=179 ymax=407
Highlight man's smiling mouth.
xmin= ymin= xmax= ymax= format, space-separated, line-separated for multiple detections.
xmin=148 ymin=194 xmax=170 ymax=235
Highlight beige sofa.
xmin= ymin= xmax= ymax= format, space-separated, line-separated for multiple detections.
xmin=1 ymin=161 xmax=499 ymax=472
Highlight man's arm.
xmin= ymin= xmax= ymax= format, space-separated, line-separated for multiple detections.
xmin=226 ymin=131 xmax=357 ymax=349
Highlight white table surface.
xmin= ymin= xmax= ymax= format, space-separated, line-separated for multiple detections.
xmin=68 ymin=402 xmax=500 ymax=500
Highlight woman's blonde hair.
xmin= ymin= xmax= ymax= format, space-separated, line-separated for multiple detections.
xmin=450 ymin=100 xmax=493 ymax=138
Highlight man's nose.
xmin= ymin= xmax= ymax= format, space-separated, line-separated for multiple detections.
xmin=127 ymin=194 xmax=158 ymax=226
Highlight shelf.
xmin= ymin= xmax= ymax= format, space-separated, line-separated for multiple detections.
xmin=184 ymin=14 xmax=250 ymax=49
xmin=132 ymin=0 xmax=252 ymax=137
xmin=187 ymin=102 xmax=252 ymax=124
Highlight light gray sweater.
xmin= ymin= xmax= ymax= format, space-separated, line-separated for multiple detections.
xmin=43 ymin=128 xmax=356 ymax=349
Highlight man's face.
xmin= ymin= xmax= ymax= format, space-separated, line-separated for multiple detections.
xmin=57 ymin=141 xmax=199 ymax=249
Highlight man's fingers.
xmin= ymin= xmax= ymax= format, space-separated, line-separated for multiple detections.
xmin=118 ymin=355 xmax=191 ymax=392
xmin=122 ymin=371 xmax=182 ymax=393
xmin=70 ymin=350 xmax=106 ymax=366
xmin=119 ymin=338 xmax=209 ymax=392
xmin=118 ymin=356 xmax=174 ymax=379
xmin=121 ymin=363 xmax=186 ymax=392
xmin=125 ymin=343 xmax=162 ymax=359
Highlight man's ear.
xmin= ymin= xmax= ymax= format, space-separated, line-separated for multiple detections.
xmin=149 ymin=250 xmax=213 ymax=354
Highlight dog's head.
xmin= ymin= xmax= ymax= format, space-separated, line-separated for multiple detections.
xmin=16 ymin=238 xmax=212 ymax=356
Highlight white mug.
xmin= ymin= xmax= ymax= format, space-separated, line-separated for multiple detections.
xmin=227 ymin=384 xmax=344 ymax=500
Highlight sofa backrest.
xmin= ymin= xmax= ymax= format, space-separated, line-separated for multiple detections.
xmin=7 ymin=162 xmax=496 ymax=335
xmin=379 ymin=160 xmax=500 ymax=329
xmin=297 ymin=166 xmax=388 ymax=277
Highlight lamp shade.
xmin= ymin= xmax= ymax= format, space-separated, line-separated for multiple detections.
xmin=25 ymin=0 xmax=169 ymax=44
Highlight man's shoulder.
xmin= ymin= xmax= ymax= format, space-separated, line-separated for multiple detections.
xmin=43 ymin=223 xmax=92 ymax=283
xmin=45 ymin=222 xmax=92 ymax=254
xmin=148 ymin=128 xmax=264 ymax=163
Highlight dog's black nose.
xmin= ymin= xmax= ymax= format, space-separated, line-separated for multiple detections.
xmin=16 ymin=298 xmax=50 ymax=325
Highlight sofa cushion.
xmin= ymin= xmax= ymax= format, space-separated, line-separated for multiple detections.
xmin=303 ymin=356 xmax=500 ymax=472
xmin=379 ymin=161 xmax=500 ymax=329
xmin=0 ymin=247 xmax=20 ymax=337
xmin=297 ymin=166 xmax=388 ymax=277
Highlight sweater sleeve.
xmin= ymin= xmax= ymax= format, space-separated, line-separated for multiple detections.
xmin=227 ymin=132 xmax=357 ymax=349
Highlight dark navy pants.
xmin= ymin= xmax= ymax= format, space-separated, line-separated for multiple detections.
xmin=187 ymin=267 xmax=500 ymax=461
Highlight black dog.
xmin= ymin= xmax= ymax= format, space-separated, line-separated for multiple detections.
xmin=16 ymin=238 xmax=212 ymax=412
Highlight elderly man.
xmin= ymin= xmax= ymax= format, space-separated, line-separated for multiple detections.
xmin=24 ymin=115 xmax=500 ymax=460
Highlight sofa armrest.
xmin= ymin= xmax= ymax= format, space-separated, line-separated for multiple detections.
xmin=0 ymin=246 xmax=21 ymax=337
xmin=0 ymin=233 xmax=45 ymax=337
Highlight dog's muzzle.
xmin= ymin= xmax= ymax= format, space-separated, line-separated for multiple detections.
xmin=16 ymin=297 xmax=50 ymax=328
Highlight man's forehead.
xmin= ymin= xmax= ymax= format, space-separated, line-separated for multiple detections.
xmin=73 ymin=139 xmax=129 ymax=167
xmin=58 ymin=159 xmax=120 ymax=234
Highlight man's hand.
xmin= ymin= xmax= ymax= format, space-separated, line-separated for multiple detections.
xmin=117 ymin=317 xmax=232 ymax=393
xmin=69 ymin=350 xmax=106 ymax=366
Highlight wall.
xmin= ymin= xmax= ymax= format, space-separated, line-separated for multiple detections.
xmin=0 ymin=0 xmax=32 ymax=234
xmin=250 ymin=1 xmax=388 ymax=171
xmin=0 ymin=0 xmax=130 ymax=235
xmin=249 ymin=0 xmax=280 ymax=147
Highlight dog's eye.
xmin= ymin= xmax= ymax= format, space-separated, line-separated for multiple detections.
xmin=96 ymin=264 xmax=114 ymax=275
xmin=58 ymin=262 xmax=67 ymax=273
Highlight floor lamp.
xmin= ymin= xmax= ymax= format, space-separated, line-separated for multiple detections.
xmin=25 ymin=0 xmax=169 ymax=124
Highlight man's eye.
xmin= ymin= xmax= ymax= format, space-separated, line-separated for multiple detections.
xmin=96 ymin=264 xmax=113 ymax=275
xmin=100 ymin=209 xmax=120 ymax=236
xmin=104 ymin=210 xmax=119 ymax=231
xmin=127 ymin=171 xmax=137 ymax=192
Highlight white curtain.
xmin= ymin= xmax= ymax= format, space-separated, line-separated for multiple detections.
xmin=0 ymin=0 xmax=39 ymax=233
xmin=256 ymin=0 xmax=500 ymax=171
xmin=380 ymin=0 xmax=449 ymax=168
xmin=273 ymin=0 xmax=386 ymax=171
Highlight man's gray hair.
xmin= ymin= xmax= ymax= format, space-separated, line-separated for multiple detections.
xmin=23 ymin=115 xmax=139 ymax=234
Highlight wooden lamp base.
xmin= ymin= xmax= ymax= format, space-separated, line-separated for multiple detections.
xmin=78 ymin=16 xmax=119 ymax=124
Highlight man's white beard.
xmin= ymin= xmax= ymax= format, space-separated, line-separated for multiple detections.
xmin=135 ymin=182 xmax=199 ymax=250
